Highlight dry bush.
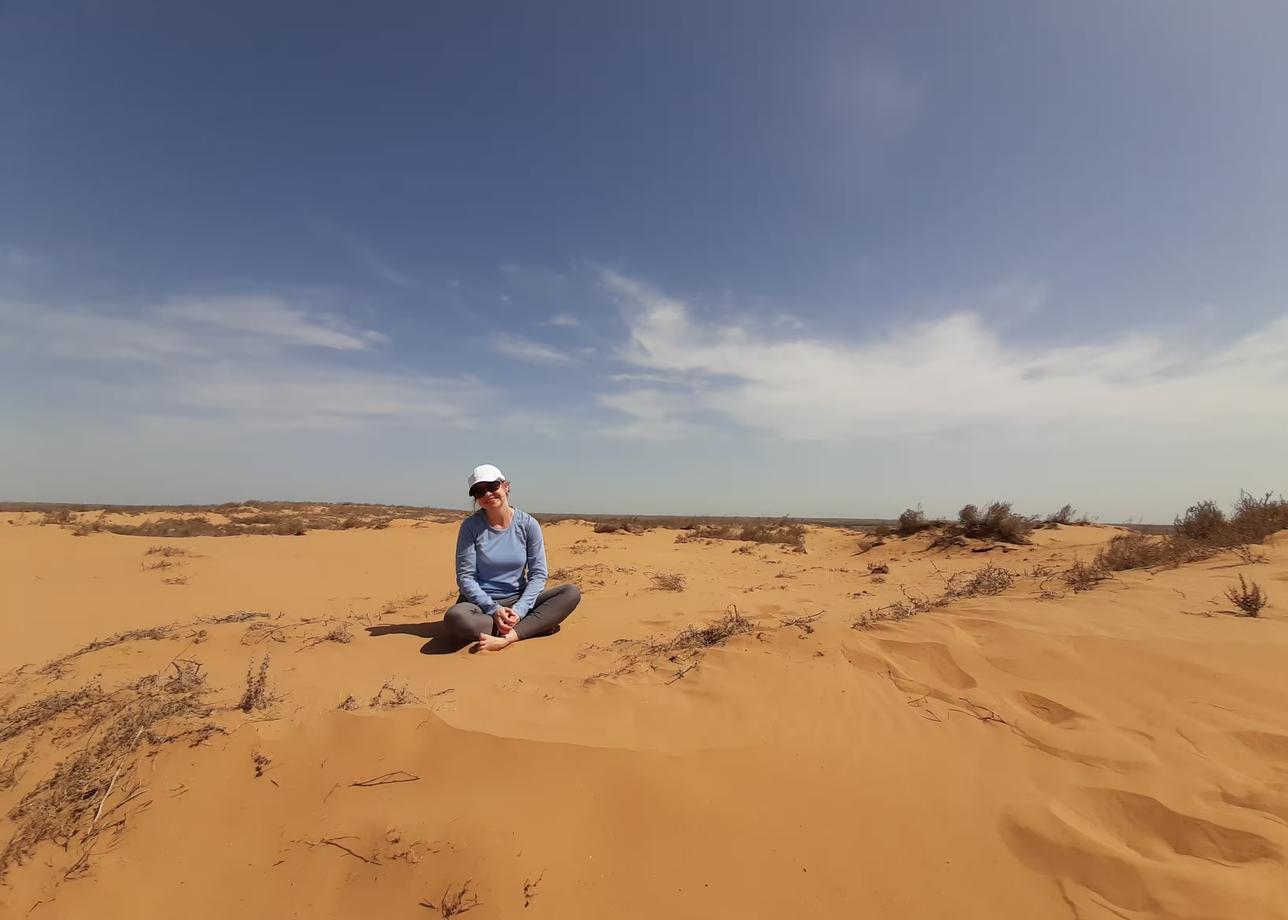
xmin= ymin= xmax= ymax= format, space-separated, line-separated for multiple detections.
xmin=237 ymin=655 xmax=276 ymax=712
xmin=944 ymin=564 xmax=1014 ymax=598
xmin=1228 ymin=490 xmax=1288 ymax=544
xmin=336 ymin=695 xmax=360 ymax=711
xmin=369 ymin=680 xmax=423 ymax=710
xmin=867 ymin=562 xmax=890 ymax=575
xmin=872 ymin=524 xmax=893 ymax=538
xmin=37 ymin=509 xmax=75 ymax=526
xmin=145 ymin=545 xmax=190 ymax=557
xmin=651 ymin=572 xmax=686 ymax=592
xmin=852 ymin=601 xmax=920 ymax=630
xmin=199 ymin=610 xmax=270 ymax=625
xmin=668 ymin=609 xmax=754 ymax=652
xmin=896 ymin=508 xmax=935 ymax=536
xmin=676 ymin=519 xmax=806 ymax=551
xmin=1062 ymin=561 xmax=1108 ymax=592
xmin=252 ymin=751 xmax=271 ymax=778
xmin=954 ymin=502 xmax=1035 ymax=544
xmin=779 ymin=613 xmax=823 ymax=634
xmin=1 ymin=662 xmax=217 ymax=877
xmin=1044 ymin=504 xmax=1077 ymax=526
xmin=593 ymin=518 xmax=650 ymax=535
xmin=1176 ymin=500 xmax=1227 ymax=542
xmin=1094 ymin=533 xmax=1172 ymax=571
xmin=1225 ymin=575 xmax=1268 ymax=617
xmin=420 ymin=880 xmax=480 ymax=917
xmin=301 ymin=624 xmax=352 ymax=649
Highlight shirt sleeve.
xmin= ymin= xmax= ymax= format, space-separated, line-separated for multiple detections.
xmin=513 ymin=514 xmax=548 ymax=617
xmin=455 ymin=518 xmax=498 ymax=614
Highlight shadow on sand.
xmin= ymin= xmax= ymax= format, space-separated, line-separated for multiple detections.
xmin=366 ymin=620 xmax=466 ymax=655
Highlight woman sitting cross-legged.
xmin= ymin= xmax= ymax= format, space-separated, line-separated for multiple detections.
xmin=442 ymin=464 xmax=581 ymax=652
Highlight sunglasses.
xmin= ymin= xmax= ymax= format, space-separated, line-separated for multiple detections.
xmin=469 ymin=479 xmax=504 ymax=499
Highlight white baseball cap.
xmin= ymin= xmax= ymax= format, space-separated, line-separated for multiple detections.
xmin=467 ymin=464 xmax=506 ymax=493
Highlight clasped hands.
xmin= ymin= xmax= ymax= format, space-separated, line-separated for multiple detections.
xmin=492 ymin=606 xmax=520 ymax=635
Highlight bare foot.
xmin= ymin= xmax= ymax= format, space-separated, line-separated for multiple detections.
xmin=474 ymin=631 xmax=519 ymax=652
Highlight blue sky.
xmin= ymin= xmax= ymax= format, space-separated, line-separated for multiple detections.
xmin=2 ymin=1 xmax=1285 ymax=521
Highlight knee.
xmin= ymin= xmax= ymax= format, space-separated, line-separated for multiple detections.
xmin=443 ymin=605 xmax=475 ymax=634
xmin=562 ymin=583 xmax=582 ymax=609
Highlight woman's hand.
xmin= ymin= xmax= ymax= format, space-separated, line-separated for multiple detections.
xmin=493 ymin=607 xmax=519 ymax=634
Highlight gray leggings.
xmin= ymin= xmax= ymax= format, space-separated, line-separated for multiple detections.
xmin=442 ymin=583 xmax=582 ymax=642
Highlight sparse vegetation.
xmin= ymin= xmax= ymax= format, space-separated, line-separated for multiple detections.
xmin=1061 ymin=561 xmax=1108 ymax=593
xmin=301 ymin=623 xmax=353 ymax=649
xmin=666 ymin=609 xmax=754 ymax=652
xmin=22 ymin=501 xmax=462 ymax=538
xmin=943 ymin=564 xmax=1014 ymax=598
xmin=369 ymin=680 xmax=423 ymax=710
xmin=252 ymin=751 xmax=271 ymax=778
xmin=145 ymin=545 xmax=191 ymax=557
xmin=0 ymin=661 xmax=218 ymax=877
xmin=896 ymin=508 xmax=937 ymax=536
xmin=651 ymin=572 xmax=686 ymax=592
xmin=867 ymin=562 xmax=889 ymax=575
xmin=593 ymin=518 xmax=650 ymax=535
xmin=420 ymin=880 xmax=480 ymax=917
xmin=237 ymin=655 xmax=276 ymax=713
xmin=1225 ymin=575 xmax=1268 ymax=617
xmin=675 ymin=518 xmax=807 ymax=551
xmin=1044 ymin=504 xmax=1077 ymax=526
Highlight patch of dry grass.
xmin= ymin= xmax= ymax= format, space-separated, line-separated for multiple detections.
xmin=651 ymin=572 xmax=686 ymax=592
xmin=1225 ymin=575 xmax=1268 ymax=617
xmin=237 ymin=655 xmax=277 ymax=712
xmin=0 ymin=661 xmax=218 ymax=878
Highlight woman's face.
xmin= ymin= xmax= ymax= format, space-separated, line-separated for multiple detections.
xmin=476 ymin=479 xmax=509 ymax=511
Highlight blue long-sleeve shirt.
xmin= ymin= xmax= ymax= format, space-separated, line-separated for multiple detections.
xmin=455 ymin=508 xmax=548 ymax=617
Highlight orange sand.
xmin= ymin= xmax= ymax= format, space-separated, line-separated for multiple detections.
xmin=2 ymin=513 xmax=1286 ymax=918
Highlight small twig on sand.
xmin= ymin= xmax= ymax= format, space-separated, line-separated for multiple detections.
xmin=297 ymin=836 xmax=381 ymax=865
xmin=351 ymin=770 xmax=420 ymax=788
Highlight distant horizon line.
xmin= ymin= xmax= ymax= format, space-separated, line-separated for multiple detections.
xmin=0 ymin=499 xmax=1173 ymax=528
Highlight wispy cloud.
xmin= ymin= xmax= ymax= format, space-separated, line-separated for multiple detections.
xmin=493 ymin=333 xmax=572 ymax=366
xmin=0 ymin=295 xmax=480 ymax=432
xmin=601 ymin=270 xmax=1288 ymax=441
xmin=548 ymin=312 xmax=580 ymax=327
xmin=158 ymin=296 xmax=387 ymax=350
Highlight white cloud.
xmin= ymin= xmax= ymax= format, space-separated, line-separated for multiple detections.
xmin=493 ymin=333 xmax=572 ymax=366
xmin=0 ymin=295 xmax=479 ymax=433
xmin=548 ymin=312 xmax=580 ymax=327
xmin=598 ymin=389 xmax=696 ymax=440
xmin=601 ymin=270 xmax=1288 ymax=441
xmin=158 ymin=296 xmax=387 ymax=350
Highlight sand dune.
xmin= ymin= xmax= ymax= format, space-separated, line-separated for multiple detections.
xmin=2 ymin=512 xmax=1286 ymax=918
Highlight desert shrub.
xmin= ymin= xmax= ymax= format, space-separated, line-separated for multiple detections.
xmin=1175 ymin=500 xmax=1227 ymax=542
xmin=896 ymin=508 xmax=934 ymax=536
xmin=675 ymin=519 xmax=805 ymax=550
xmin=651 ymin=572 xmax=686 ymax=592
xmin=872 ymin=524 xmax=892 ymax=538
xmin=1062 ymin=561 xmax=1107 ymax=592
xmin=593 ymin=518 xmax=649 ymax=535
xmin=1228 ymin=491 xmax=1288 ymax=544
xmin=1094 ymin=533 xmax=1171 ymax=571
xmin=960 ymin=502 xmax=1035 ymax=544
xmin=1225 ymin=575 xmax=1268 ymax=617
xmin=237 ymin=655 xmax=276 ymax=712
xmin=1045 ymin=504 xmax=1076 ymax=526
xmin=867 ymin=562 xmax=889 ymax=575
xmin=944 ymin=564 xmax=1014 ymax=598
xmin=668 ymin=609 xmax=753 ymax=651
